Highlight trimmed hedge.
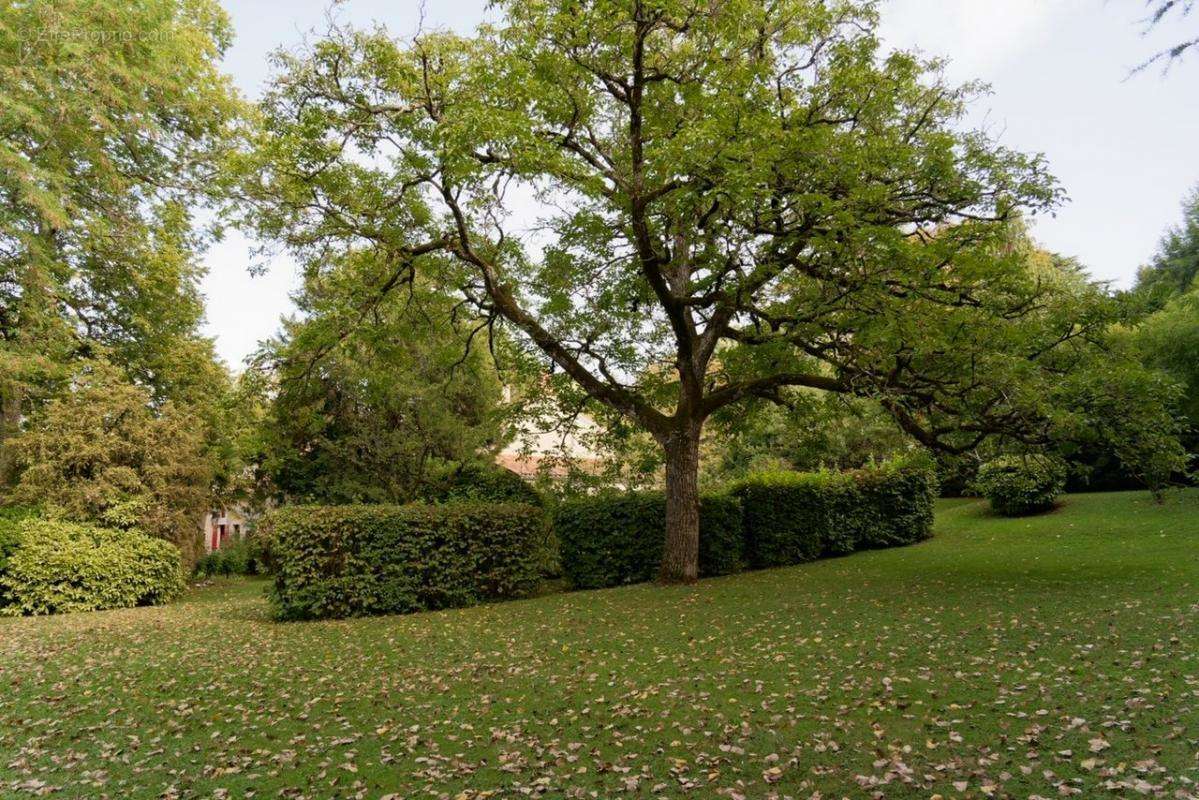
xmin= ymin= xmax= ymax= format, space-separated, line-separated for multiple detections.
xmin=0 ymin=519 xmax=185 ymax=616
xmin=554 ymin=458 xmax=937 ymax=589
xmin=264 ymin=502 xmax=547 ymax=620
xmin=976 ymin=455 xmax=1066 ymax=516
xmin=731 ymin=458 xmax=937 ymax=568
xmin=555 ymin=491 xmax=744 ymax=589
xmin=855 ymin=461 xmax=940 ymax=549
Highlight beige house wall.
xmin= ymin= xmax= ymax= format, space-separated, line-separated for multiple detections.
xmin=201 ymin=506 xmax=250 ymax=553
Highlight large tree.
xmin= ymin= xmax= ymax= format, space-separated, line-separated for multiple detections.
xmin=1131 ymin=186 xmax=1199 ymax=463
xmin=237 ymin=0 xmax=1139 ymax=582
xmin=0 ymin=0 xmax=241 ymax=485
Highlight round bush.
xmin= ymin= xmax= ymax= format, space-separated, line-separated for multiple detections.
xmin=0 ymin=506 xmax=37 ymax=574
xmin=0 ymin=519 xmax=185 ymax=616
xmin=976 ymin=455 xmax=1067 ymax=516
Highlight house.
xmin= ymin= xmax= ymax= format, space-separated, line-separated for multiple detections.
xmin=496 ymin=411 xmax=606 ymax=480
xmin=202 ymin=506 xmax=250 ymax=552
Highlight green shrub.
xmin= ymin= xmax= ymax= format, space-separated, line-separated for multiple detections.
xmin=0 ymin=506 xmax=40 ymax=609
xmin=423 ymin=463 xmax=544 ymax=507
xmin=0 ymin=519 xmax=185 ymax=616
xmin=0 ymin=506 xmax=38 ymax=576
xmin=732 ymin=457 xmax=938 ymax=567
xmin=731 ymin=472 xmax=831 ymax=566
xmin=264 ymin=502 xmax=547 ymax=620
xmin=555 ymin=491 xmax=744 ymax=589
xmin=975 ymin=455 xmax=1067 ymax=516
xmin=194 ymin=536 xmax=265 ymax=578
xmin=855 ymin=459 xmax=940 ymax=548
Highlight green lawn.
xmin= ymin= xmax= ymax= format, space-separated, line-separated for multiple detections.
xmin=3 ymin=491 xmax=1198 ymax=799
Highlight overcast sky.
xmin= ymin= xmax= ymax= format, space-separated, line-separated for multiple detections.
xmin=201 ymin=0 xmax=1199 ymax=367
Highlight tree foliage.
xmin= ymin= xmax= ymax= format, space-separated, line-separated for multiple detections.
xmin=1136 ymin=289 xmax=1199 ymax=432
xmin=9 ymin=364 xmax=215 ymax=561
xmin=1132 ymin=0 xmax=1198 ymax=71
xmin=1122 ymin=185 xmax=1199 ymax=478
xmin=252 ymin=254 xmax=510 ymax=504
xmin=703 ymin=392 xmax=911 ymax=482
xmin=1135 ymin=186 xmax=1199 ymax=303
xmin=0 ymin=0 xmax=243 ymax=489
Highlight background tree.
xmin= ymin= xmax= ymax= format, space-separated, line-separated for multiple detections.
xmin=1128 ymin=185 xmax=1199 ymax=465
xmin=1135 ymin=289 xmax=1198 ymax=452
xmin=0 ymin=0 xmax=242 ymax=488
xmin=9 ymin=363 xmax=214 ymax=561
xmin=1134 ymin=186 xmax=1199 ymax=303
xmin=236 ymin=0 xmax=1178 ymax=581
xmin=703 ymin=393 xmax=911 ymax=482
xmin=253 ymin=252 xmax=510 ymax=504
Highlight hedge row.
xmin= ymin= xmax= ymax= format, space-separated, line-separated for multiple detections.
xmin=263 ymin=502 xmax=548 ymax=620
xmin=555 ymin=491 xmax=744 ymax=589
xmin=556 ymin=459 xmax=937 ymax=589
xmin=0 ymin=518 xmax=185 ymax=616
xmin=733 ymin=459 xmax=938 ymax=568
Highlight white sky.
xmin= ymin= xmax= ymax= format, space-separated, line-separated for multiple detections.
xmin=201 ymin=0 xmax=1199 ymax=367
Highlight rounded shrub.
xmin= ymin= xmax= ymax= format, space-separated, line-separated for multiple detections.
xmin=0 ymin=519 xmax=185 ymax=616
xmin=975 ymin=455 xmax=1067 ymax=516
xmin=0 ymin=506 xmax=37 ymax=574
xmin=0 ymin=506 xmax=39 ymax=610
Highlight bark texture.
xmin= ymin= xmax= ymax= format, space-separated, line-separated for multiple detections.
xmin=658 ymin=426 xmax=701 ymax=584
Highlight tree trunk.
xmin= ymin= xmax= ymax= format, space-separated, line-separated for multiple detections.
xmin=659 ymin=423 xmax=701 ymax=584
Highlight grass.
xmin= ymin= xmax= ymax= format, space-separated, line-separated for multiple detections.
xmin=2 ymin=491 xmax=1198 ymax=800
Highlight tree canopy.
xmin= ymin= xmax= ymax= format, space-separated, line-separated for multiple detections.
xmin=1131 ymin=185 xmax=1199 ymax=465
xmin=251 ymin=252 xmax=510 ymax=505
xmin=1135 ymin=185 xmax=1199 ymax=302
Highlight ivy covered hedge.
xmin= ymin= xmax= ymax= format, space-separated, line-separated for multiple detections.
xmin=263 ymin=502 xmax=548 ymax=620
xmin=554 ymin=458 xmax=937 ymax=589
xmin=975 ymin=455 xmax=1067 ymax=516
xmin=731 ymin=458 xmax=938 ymax=568
xmin=555 ymin=491 xmax=744 ymax=589
xmin=0 ymin=518 xmax=185 ymax=616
